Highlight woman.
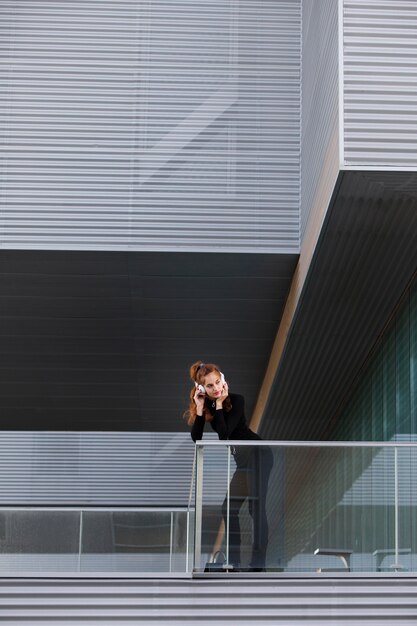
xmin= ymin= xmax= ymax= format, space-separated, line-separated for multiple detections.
xmin=186 ymin=361 xmax=273 ymax=571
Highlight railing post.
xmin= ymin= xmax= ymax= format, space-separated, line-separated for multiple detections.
xmin=225 ymin=443 xmax=231 ymax=568
xmin=169 ymin=511 xmax=174 ymax=573
xmin=393 ymin=446 xmax=400 ymax=571
xmin=194 ymin=444 xmax=204 ymax=571
xmin=78 ymin=510 xmax=83 ymax=572
xmin=186 ymin=447 xmax=197 ymax=574
xmin=186 ymin=510 xmax=190 ymax=573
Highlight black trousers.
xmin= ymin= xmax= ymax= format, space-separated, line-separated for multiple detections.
xmin=221 ymin=446 xmax=273 ymax=568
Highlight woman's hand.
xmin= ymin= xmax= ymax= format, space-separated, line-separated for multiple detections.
xmin=193 ymin=389 xmax=205 ymax=415
xmin=215 ymin=381 xmax=229 ymax=410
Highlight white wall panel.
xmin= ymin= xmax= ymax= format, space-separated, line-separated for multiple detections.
xmin=343 ymin=0 xmax=417 ymax=167
xmin=300 ymin=0 xmax=340 ymax=240
xmin=0 ymin=0 xmax=301 ymax=252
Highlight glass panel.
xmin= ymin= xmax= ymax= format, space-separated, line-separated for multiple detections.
xmin=0 ymin=510 xmax=80 ymax=572
xmin=194 ymin=444 xmax=231 ymax=572
xmin=194 ymin=444 xmax=400 ymax=573
xmin=81 ymin=510 xmax=176 ymax=573
xmin=277 ymin=445 xmax=396 ymax=572
xmin=171 ymin=511 xmax=189 ymax=573
xmin=0 ymin=508 xmax=191 ymax=574
xmin=186 ymin=508 xmax=195 ymax=573
xmin=0 ymin=508 xmax=191 ymax=575
xmin=397 ymin=446 xmax=417 ymax=572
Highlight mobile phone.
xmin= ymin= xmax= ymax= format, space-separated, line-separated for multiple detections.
xmin=196 ymin=384 xmax=205 ymax=395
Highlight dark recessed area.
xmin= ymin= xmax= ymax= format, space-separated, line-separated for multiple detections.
xmin=0 ymin=250 xmax=298 ymax=432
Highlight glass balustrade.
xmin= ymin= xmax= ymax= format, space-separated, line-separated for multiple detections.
xmin=1 ymin=441 xmax=416 ymax=576
xmin=193 ymin=442 xmax=417 ymax=574
xmin=0 ymin=507 xmax=192 ymax=574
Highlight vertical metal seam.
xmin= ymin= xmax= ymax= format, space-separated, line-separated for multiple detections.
xmin=339 ymin=0 xmax=345 ymax=167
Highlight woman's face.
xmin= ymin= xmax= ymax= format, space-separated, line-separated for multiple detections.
xmin=202 ymin=371 xmax=224 ymax=399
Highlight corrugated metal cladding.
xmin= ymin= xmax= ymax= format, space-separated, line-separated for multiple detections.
xmin=1 ymin=579 xmax=417 ymax=624
xmin=300 ymin=0 xmax=339 ymax=240
xmin=0 ymin=432 xmax=194 ymax=506
xmin=343 ymin=0 xmax=417 ymax=167
xmin=0 ymin=0 xmax=301 ymax=253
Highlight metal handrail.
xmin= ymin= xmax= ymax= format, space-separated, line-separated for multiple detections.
xmin=195 ymin=440 xmax=417 ymax=447
xmin=0 ymin=506 xmax=189 ymax=512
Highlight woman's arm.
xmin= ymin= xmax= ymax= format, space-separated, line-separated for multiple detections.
xmin=191 ymin=414 xmax=205 ymax=442
xmin=190 ymin=387 xmax=206 ymax=442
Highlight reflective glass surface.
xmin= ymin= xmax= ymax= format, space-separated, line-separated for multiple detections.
xmin=194 ymin=443 xmax=415 ymax=573
xmin=0 ymin=510 xmax=80 ymax=572
xmin=0 ymin=508 xmax=189 ymax=574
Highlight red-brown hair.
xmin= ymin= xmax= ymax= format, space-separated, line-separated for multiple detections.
xmin=185 ymin=361 xmax=232 ymax=426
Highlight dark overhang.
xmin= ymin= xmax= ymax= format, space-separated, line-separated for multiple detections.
xmin=260 ymin=170 xmax=417 ymax=440
xmin=0 ymin=250 xmax=298 ymax=432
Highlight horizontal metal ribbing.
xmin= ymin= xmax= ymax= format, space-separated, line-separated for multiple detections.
xmin=0 ymin=431 xmax=229 ymax=506
xmin=0 ymin=578 xmax=416 ymax=624
xmin=0 ymin=0 xmax=301 ymax=253
xmin=343 ymin=0 xmax=417 ymax=167
xmin=0 ymin=432 xmax=194 ymax=506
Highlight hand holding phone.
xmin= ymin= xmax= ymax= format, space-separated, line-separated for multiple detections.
xmin=194 ymin=382 xmax=205 ymax=414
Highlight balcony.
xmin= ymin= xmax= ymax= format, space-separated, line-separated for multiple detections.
xmin=0 ymin=433 xmax=416 ymax=577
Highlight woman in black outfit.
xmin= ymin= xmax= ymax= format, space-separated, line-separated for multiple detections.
xmin=187 ymin=361 xmax=273 ymax=571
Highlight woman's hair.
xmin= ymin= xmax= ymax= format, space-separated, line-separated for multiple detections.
xmin=185 ymin=361 xmax=232 ymax=426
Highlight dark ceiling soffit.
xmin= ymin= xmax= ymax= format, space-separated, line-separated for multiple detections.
xmin=260 ymin=170 xmax=417 ymax=440
xmin=254 ymin=171 xmax=345 ymax=426
xmin=277 ymin=171 xmax=345 ymax=363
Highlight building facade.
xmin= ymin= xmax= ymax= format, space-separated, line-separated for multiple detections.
xmin=1 ymin=0 xmax=417 ymax=621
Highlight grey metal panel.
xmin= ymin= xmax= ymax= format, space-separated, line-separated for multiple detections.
xmin=300 ymin=0 xmax=340 ymax=241
xmin=343 ymin=0 xmax=417 ymax=167
xmin=1 ymin=578 xmax=417 ymax=624
xmin=0 ymin=431 xmax=233 ymax=507
xmin=0 ymin=0 xmax=301 ymax=253
xmin=0 ymin=431 xmax=199 ymax=506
